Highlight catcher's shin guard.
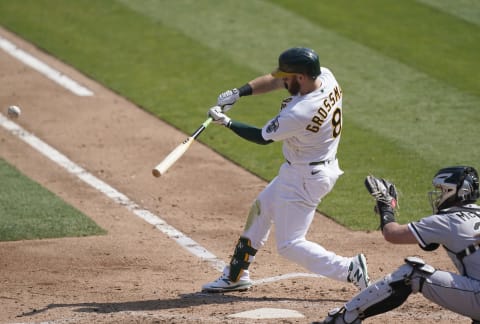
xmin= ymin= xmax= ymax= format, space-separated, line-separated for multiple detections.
xmin=341 ymin=264 xmax=413 ymax=322
xmin=229 ymin=237 xmax=257 ymax=282
xmin=341 ymin=256 xmax=435 ymax=322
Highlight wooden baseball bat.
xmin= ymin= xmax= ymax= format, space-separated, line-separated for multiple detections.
xmin=152 ymin=117 xmax=213 ymax=177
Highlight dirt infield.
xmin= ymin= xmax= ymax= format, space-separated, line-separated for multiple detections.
xmin=0 ymin=28 xmax=469 ymax=323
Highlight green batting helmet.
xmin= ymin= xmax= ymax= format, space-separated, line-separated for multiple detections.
xmin=272 ymin=47 xmax=321 ymax=79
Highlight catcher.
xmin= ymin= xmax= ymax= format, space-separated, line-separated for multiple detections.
xmin=315 ymin=166 xmax=480 ymax=324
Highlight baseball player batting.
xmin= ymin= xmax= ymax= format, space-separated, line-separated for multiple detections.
xmin=315 ymin=166 xmax=480 ymax=323
xmin=201 ymin=47 xmax=370 ymax=293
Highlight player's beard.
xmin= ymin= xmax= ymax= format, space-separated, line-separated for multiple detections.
xmin=284 ymin=77 xmax=300 ymax=95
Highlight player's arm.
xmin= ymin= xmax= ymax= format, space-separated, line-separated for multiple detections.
xmin=217 ymin=74 xmax=284 ymax=111
xmin=382 ymin=222 xmax=418 ymax=244
xmin=207 ymin=107 xmax=273 ymax=145
xmin=228 ymin=120 xmax=273 ymax=145
xmin=248 ymin=73 xmax=284 ymax=95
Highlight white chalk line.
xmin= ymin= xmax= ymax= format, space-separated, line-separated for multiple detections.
xmin=0 ymin=114 xmax=322 ymax=286
xmin=0 ymin=36 xmax=93 ymax=97
xmin=0 ymin=114 xmax=223 ymax=271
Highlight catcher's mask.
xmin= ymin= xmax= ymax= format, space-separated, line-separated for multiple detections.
xmin=429 ymin=166 xmax=480 ymax=213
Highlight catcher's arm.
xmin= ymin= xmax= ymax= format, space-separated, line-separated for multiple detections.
xmin=382 ymin=223 xmax=417 ymax=244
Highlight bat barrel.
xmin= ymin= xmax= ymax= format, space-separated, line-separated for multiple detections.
xmin=152 ymin=136 xmax=194 ymax=177
xmin=151 ymin=115 xmax=214 ymax=178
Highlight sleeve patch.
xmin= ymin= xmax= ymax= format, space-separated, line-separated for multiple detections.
xmin=266 ymin=116 xmax=280 ymax=134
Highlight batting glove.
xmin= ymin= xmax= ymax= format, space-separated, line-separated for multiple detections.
xmin=217 ymin=88 xmax=240 ymax=112
xmin=208 ymin=106 xmax=231 ymax=127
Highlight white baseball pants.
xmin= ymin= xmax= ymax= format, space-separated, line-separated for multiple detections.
xmin=242 ymin=159 xmax=353 ymax=282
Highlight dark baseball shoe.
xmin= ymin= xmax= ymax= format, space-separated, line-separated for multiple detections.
xmin=312 ymin=307 xmax=362 ymax=324
xmin=347 ymin=254 xmax=370 ymax=291
xmin=201 ymin=266 xmax=252 ymax=293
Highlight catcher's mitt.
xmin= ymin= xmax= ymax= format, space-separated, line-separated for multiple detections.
xmin=364 ymin=175 xmax=398 ymax=209
xmin=365 ymin=175 xmax=399 ymax=230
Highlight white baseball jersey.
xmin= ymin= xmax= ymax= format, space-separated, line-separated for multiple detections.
xmin=242 ymin=67 xmax=355 ymax=283
xmin=261 ymin=67 xmax=342 ymax=164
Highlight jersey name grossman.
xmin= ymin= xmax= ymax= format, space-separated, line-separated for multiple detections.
xmin=306 ymin=85 xmax=342 ymax=133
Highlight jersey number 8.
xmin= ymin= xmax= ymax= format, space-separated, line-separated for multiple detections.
xmin=306 ymin=107 xmax=342 ymax=138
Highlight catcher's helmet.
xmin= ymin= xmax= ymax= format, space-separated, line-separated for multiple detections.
xmin=272 ymin=47 xmax=320 ymax=79
xmin=429 ymin=166 xmax=480 ymax=213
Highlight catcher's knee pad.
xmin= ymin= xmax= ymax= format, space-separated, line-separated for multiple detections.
xmin=403 ymin=256 xmax=435 ymax=293
xmin=229 ymin=237 xmax=257 ymax=282
xmin=403 ymin=256 xmax=434 ymax=273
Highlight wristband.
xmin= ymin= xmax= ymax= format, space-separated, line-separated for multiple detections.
xmin=377 ymin=202 xmax=396 ymax=230
xmin=238 ymin=83 xmax=253 ymax=97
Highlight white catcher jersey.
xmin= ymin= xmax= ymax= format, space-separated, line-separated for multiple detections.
xmin=261 ymin=67 xmax=342 ymax=164
xmin=408 ymin=204 xmax=480 ymax=280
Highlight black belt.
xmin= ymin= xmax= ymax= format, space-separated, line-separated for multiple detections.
xmin=309 ymin=160 xmax=330 ymax=166
xmin=457 ymin=243 xmax=480 ymax=260
xmin=286 ymin=158 xmax=335 ymax=166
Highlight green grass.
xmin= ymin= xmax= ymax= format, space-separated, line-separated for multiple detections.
xmin=272 ymin=0 xmax=480 ymax=97
xmin=0 ymin=0 xmax=478 ymax=233
xmin=418 ymin=0 xmax=480 ymax=26
xmin=0 ymin=159 xmax=106 ymax=241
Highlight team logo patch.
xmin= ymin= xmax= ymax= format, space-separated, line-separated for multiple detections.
xmin=266 ymin=116 xmax=280 ymax=133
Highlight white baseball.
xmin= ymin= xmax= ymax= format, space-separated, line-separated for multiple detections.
xmin=7 ymin=105 xmax=21 ymax=118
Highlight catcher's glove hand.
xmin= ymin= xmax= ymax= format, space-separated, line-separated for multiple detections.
xmin=364 ymin=175 xmax=398 ymax=209
xmin=364 ymin=175 xmax=398 ymax=230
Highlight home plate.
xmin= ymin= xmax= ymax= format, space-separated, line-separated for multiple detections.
xmin=228 ymin=308 xmax=305 ymax=319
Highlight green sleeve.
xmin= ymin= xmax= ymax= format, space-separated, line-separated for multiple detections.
xmin=228 ymin=120 xmax=273 ymax=145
